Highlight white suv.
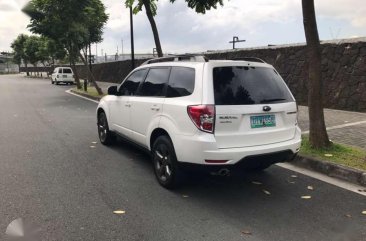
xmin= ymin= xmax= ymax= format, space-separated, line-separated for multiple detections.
xmin=51 ymin=67 xmax=75 ymax=85
xmin=96 ymin=55 xmax=301 ymax=188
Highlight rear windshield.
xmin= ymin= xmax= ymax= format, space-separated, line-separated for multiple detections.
xmin=63 ymin=68 xmax=72 ymax=74
xmin=213 ymin=66 xmax=294 ymax=105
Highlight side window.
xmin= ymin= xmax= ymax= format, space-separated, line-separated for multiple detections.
xmin=167 ymin=67 xmax=195 ymax=98
xmin=63 ymin=68 xmax=72 ymax=74
xmin=119 ymin=69 xmax=148 ymax=96
xmin=138 ymin=68 xmax=171 ymax=97
xmin=58 ymin=68 xmax=62 ymax=73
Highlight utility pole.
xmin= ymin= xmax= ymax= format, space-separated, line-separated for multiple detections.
xmin=229 ymin=36 xmax=246 ymax=49
xmin=130 ymin=6 xmax=135 ymax=70
xmin=95 ymin=43 xmax=98 ymax=63
xmin=121 ymin=39 xmax=124 ymax=60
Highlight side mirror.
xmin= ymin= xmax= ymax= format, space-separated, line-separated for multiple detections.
xmin=107 ymin=85 xmax=118 ymax=96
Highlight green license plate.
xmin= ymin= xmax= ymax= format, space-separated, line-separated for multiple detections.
xmin=250 ymin=115 xmax=276 ymax=128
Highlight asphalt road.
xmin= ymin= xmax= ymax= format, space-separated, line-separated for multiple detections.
xmin=0 ymin=74 xmax=365 ymax=241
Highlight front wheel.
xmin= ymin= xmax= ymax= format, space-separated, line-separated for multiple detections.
xmin=152 ymin=136 xmax=184 ymax=189
xmin=97 ymin=112 xmax=115 ymax=145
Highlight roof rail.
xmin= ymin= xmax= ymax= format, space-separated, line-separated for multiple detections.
xmin=142 ymin=54 xmax=209 ymax=65
xmin=229 ymin=57 xmax=266 ymax=63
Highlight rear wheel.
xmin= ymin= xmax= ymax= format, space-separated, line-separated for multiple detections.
xmin=97 ymin=111 xmax=115 ymax=145
xmin=55 ymin=79 xmax=59 ymax=85
xmin=152 ymin=135 xmax=183 ymax=189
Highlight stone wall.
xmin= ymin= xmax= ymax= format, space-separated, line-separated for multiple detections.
xmin=20 ymin=38 xmax=366 ymax=112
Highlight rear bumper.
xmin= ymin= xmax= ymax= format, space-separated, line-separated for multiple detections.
xmin=174 ymin=126 xmax=301 ymax=166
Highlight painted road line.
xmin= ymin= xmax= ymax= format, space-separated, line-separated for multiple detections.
xmin=302 ymin=120 xmax=366 ymax=134
xmin=65 ymin=89 xmax=99 ymax=104
xmin=277 ymin=163 xmax=366 ymax=197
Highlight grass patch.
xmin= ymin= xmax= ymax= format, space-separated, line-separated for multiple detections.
xmin=300 ymin=136 xmax=366 ymax=171
xmin=72 ymin=86 xmax=106 ymax=98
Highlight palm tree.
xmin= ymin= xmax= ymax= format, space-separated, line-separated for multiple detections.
xmin=302 ymin=0 xmax=330 ymax=148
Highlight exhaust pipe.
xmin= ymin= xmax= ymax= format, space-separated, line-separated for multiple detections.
xmin=218 ymin=168 xmax=230 ymax=176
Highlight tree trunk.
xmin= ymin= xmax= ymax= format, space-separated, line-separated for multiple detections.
xmin=142 ymin=0 xmax=163 ymax=57
xmin=25 ymin=61 xmax=29 ymax=76
xmin=71 ymin=60 xmax=82 ymax=89
xmin=78 ymin=52 xmax=103 ymax=95
xmin=302 ymin=0 xmax=330 ymax=148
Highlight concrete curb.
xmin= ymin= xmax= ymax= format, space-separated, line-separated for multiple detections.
xmin=292 ymin=155 xmax=366 ymax=187
xmin=69 ymin=89 xmax=102 ymax=102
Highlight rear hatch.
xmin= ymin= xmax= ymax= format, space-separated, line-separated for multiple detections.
xmin=62 ymin=68 xmax=73 ymax=80
xmin=213 ymin=65 xmax=297 ymax=149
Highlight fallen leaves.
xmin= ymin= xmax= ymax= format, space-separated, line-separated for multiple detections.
xmin=307 ymin=186 xmax=314 ymax=190
xmin=263 ymin=190 xmax=271 ymax=195
xmin=301 ymin=196 xmax=312 ymax=199
xmin=113 ymin=210 xmax=126 ymax=215
xmin=324 ymin=154 xmax=333 ymax=157
xmin=182 ymin=195 xmax=189 ymax=198
xmin=251 ymin=181 xmax=262 ymax=185
xmin=91 ymin=141 xmax=97 ymax=144
xmin=344 ymin=214 xmax=352 ymax=218
xmin=90 ymin=146 xmax=96 ymax=148
xmin=291 ymin=175 xmax=297 ymax=178
xmin=362 ymin=211 xmax=366 ymax=215
xmin=241 ymin=230 xmax=252 ymax=235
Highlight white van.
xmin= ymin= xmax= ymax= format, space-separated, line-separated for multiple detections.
xmin=51 ymin=67 xmax=75 ymax=85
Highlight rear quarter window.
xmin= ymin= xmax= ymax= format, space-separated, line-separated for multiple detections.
xmin=63 ymin=68 xmax=72 ymax=74
xmin=213 ymin=66 xmax=294 ymax=105
xmin=166 ymin=67 xmax=195 ymax=98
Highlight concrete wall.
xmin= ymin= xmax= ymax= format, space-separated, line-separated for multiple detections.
xmin=20 ymin=38 xmax=366 ymax=112
xmin=0 ymin=63 xmax=19 ymax=73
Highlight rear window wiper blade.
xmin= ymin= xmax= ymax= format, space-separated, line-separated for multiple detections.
xmin=260 ymin=98 xmax=286 ymax=103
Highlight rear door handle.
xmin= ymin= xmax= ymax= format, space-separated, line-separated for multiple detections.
xmin=125 ymin=104 xmax=131 ymax=107
xmin=151 ymin=106 xmax=160 ymax=111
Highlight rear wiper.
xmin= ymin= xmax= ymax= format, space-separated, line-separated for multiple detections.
xmin=260 ymin=98 xmax=286 ymax=103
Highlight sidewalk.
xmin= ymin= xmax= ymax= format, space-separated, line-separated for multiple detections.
xmin=95 ymin=81 xmax=366 ymax=150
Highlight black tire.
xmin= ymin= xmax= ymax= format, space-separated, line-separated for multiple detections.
xmin=51 ymin=79 xmax=54 ymax=84
xmin=97 ymin=111 xmax=115 ymax=145
xmin=152 ymin=135 xmax=184 ymax=189
xmin=55 ymin=80 xmax=59 ymax=85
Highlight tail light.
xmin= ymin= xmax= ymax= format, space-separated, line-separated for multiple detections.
xmin=187 ymin=105 xmax=215 ymax=133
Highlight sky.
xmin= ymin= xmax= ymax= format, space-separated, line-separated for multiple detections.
xmin=1 ymin=0 xmax=366 ymax=55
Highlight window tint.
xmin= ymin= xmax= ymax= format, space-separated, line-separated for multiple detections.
xmin=213 ymin=66 xmax=294 ymax=105
xmin=58 ymin=68 xmax=62 ymax=73
xmin=139 ymin=68 xmax=170 ymax=97
xmin=63 ymin=68 xmax=72 ymax=74
xmin=119 ymin=69 xmax=148 ymax=96
xmin=167 ymin=67 xmax=195 ymax=98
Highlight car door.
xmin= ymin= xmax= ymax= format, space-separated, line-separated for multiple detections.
xmin=108 ymin=68 xmax=148 ymax=138
xmin=129 ymin=67 xmax=171 ymax=146
xmin=51 ymin=68 xmax=58 ymax=80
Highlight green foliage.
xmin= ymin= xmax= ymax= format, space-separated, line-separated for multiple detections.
xmin=24 ymin=35 xmax=42 ymax=66
xmin=24 ymin=0 xmax=108 ymax=58
xmin=170 ymin=0 xmax=224 ymax=13
xmin=11 ymin=34 xmax=29 ymax=65
xmin=125 ymin=0 xmax=158 ymax=16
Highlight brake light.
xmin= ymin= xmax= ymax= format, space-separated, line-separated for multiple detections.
xmin=187 ymin=105 xmax=215 ymax=133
